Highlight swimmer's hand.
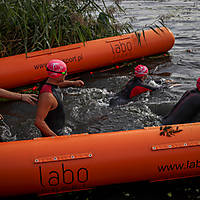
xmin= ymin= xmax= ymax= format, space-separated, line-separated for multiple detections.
xmin=164 ymin=79 xmax=174 ymax=84
xmin=163 ymin=79 xmax=181 ymax=88
xmin=21 ymin=94 xmax=38 ymax=105
xmin=73 ymin=80 xmax=84 ymax=87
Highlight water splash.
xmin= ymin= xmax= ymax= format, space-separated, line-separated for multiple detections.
xmin=0 ymin=120 xmax=16 ymax=142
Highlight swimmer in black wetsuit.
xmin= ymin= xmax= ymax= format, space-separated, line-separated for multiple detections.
xmin=38 ymin=83 xmax=65 ymax=136
xmin=109 ymin=65 xmax=161 ymax=107
xmin=162 ymin=77 xmax=200 ymax=125
xmin=35 ymin=59 xmax=84 ymax=137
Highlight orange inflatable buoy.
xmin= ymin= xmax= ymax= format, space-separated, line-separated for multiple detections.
xmin=0 ymin=27 xmax=175 ymax=89
xmin=0 ymin=122 xmax=200 ymax=197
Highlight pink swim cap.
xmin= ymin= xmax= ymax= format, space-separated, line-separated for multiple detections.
xmin=196 ymin=77 xmax=200 ymax=91
xmin=46 ymin=59 xmax=67 ymax=79
xmin=134 ymin=65 xmax=148 ymax=77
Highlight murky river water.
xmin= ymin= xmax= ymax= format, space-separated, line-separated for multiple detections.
xmin=1 ymin=0 xmax=200 ymax=199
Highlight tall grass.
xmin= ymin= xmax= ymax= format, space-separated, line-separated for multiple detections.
xmin=0 ymin=0 xmax=133 ymax=58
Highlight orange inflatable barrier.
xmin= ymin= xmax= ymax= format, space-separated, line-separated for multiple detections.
xmin=0 ymin=122 xmax=200 ymax=197
xmin=0 ymin=27 xmax=174 ymax=89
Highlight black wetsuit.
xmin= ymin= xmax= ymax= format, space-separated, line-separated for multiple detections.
xmin=39 ymin=83 xmax=65 ymax=136
xmin=162 ymin=88 xmax=200 ymax=125
xmin=109 ymin=77 xmax=159 ymax=106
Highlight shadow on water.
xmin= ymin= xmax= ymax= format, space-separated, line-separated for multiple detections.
xmin=4 ymin=177 xmax=200 ymax=200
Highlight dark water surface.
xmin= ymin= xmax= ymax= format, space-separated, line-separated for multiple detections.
xmin=1 ymin=0 xmax=200 ymax=199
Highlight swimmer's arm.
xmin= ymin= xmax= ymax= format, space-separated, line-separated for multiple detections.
xmin=147 ymin=80 xmax=163 ymax=90
xmin=0 ymin=88 xmax=38 ymax=105
xmin=59 ymin=80 xmax=84 ymax=88
xmin=149 ymin=79 xmax=178 ymax=90
xmin=140 ymin=82 xmax=160 ymax=92
xmin=0 ymin=88 xmax=22 ymax=99
xmin=34 ymin=93 xmax=57 ymax=137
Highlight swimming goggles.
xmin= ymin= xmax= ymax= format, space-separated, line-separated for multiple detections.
xmin=46 ymin=68 xmax=67 ymax=75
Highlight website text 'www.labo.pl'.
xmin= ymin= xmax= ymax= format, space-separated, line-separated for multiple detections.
xmin=158 ymin=160 xmax=200 ymax=172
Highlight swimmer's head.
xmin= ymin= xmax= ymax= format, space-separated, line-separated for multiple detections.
xmin=134 ymin=65 xmax=148 ymax=77
xmin=196 ymin=77 xmax=200 ymax=91
xmin=46 ymin=59 xmax=67 ymax=79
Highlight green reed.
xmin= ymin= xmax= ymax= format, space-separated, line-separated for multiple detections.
xmin=0 ymin=0 xmax=133 ymax=57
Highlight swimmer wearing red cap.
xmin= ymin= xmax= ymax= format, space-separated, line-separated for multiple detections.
xmin=162 ymin=77 xmax=200 ymax=125
xmin=109 ymin=65 xmax=161 ymax=106
xmin=35 ymin=59 xmax=84 ymax=137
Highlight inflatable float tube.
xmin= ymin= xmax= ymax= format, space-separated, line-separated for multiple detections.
xmin=0 ymin=27 xmax=174 ymax=89
xmin=0 ymin=122 xmax=200 ymax=197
